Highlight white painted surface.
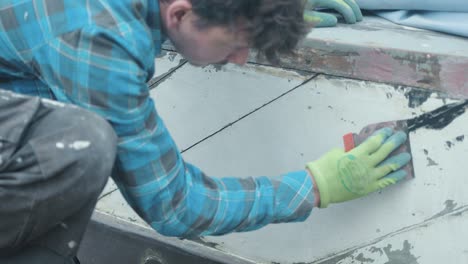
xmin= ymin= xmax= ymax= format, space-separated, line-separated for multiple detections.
xmin=150 ymin=63 xmax=312 ymax=150
xmin=330 ymin=207 xmax=468 ymax=264
xmin=181 ymin=75 xmax=467 ymax=263
xmin=95 ymin=56 xmax=468 ymax=263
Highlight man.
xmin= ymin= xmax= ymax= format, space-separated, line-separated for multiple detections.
xmin=0 ymin=0 xmax=411 ymax=263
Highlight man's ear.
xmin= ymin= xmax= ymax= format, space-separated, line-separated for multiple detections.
xmin=164 ymin=0 xmax=193 ymax=30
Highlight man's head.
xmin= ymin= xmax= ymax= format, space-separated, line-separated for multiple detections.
xmin=159 ymin=0 xmax=309 ymax=66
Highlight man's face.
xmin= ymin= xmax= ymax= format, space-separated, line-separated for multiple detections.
xmin=160 ymin=1 xmax=250 ymax=67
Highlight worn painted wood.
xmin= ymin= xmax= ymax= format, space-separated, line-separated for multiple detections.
xmin=251 ymin=16 xmax=468 ymax=99
xmin=163 ymin=16 xmax=468 ymax=99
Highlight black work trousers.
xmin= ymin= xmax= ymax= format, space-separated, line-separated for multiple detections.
xmin=0 ymin=89 xmax=117 ymax=263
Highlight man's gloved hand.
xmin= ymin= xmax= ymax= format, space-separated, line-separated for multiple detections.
xmin=304 ymin=0 xmax=363 ymax=27
xmin=307 ymin=127 xmax=411 ymax=208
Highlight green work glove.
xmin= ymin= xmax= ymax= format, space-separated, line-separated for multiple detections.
xmin=304 ymin=0 xmax=363 ymax=27
xmin=306 ymin=128 xmax=412 ymax=208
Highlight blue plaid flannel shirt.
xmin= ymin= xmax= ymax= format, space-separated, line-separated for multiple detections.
xmin=0 ymin=0 xmax=315 ymax=237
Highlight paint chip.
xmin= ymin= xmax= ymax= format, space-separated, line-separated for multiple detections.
xmin=369 ymin=246 xmax=383 ymax=255
xmin=445 ymin=141 xmax=453 ymax=149
xmin=427 ymin=200 xmax=458 ymax=221
xmin=355 ymin=253 xmax=374 ymax=263
xmin=405 ymin=89 xmax=432 ymax=108
xmin=383 ymin=240 xmax=419 ymax=264
xmin=56 ymin=142 xmax=65 ymax=149
xmin=456 ymin=135 xmax=465 ymax=142
xmin=426 ymin=157 xmax=438 ymax=167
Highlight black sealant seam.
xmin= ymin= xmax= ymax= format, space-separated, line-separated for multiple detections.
xmin=248 ymin=67 xmax=454 ymax=107
xmin=181 ymin=73 xmax=319 ymax=154
xmin=98 ymin=188 xmax=119 ymax=201
xmin=407 ymin=99 xmax=468 ymax=131
xmin=159 ymin=47 xmax=316 ymax=77
xmin=247 ymin=60 xmax=316 ymax=77
xmin=148 ymin=60 xmax=188 ymax=90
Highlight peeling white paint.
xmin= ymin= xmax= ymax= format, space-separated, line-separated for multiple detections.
xmin=56 ymin=142 xmax=65 ymax=149
xmin=329 ymin=207 xmax=468 ymax=264
xmin=96 ymin=53 xmax=468 ymax=264
xmin=181 ymin=76 xmax=468 ymax=263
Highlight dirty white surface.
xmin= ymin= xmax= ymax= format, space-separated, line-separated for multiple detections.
xmin=150 ymin=51 xmax=186 ymax=84
xmin=151 ymin=62 xmax=313 ymax=150
xmin=95 ymin=54 xmax=468 ymax=264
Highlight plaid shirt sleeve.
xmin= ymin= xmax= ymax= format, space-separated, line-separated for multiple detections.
xmin=0 ymin=0 xmax=315 ymax=237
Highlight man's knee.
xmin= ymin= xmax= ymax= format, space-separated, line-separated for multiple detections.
xmin=65 ymin=107 xmax=118 ymax=194
xmin=32 ymin=104 xmax=119 ymax=200
xmin=0 ymin=94 xmax=119 ymax=254
xmin=4 ymin=107 xmax=118 ymax=252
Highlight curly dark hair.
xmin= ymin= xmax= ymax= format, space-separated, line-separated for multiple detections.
xmin=165 ymin=0 xmax=310 ymax=64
